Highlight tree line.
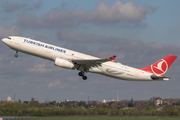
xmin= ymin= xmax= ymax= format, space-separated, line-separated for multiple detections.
xmin=0 ymin=100 xmax=180 ymax=116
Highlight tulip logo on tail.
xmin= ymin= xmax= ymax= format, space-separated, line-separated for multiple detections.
xmin=139 ymin=54 xmax=177 ymax=76
xmin=151 ymin=59 xmax=168 ymax=75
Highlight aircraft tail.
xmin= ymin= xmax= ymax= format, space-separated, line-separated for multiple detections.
xmin=139 ymin=54 xmax=177 ymax=76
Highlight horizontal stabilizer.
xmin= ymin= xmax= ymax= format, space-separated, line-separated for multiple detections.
xmin=151 ymin=74 xmax=170 ymax=81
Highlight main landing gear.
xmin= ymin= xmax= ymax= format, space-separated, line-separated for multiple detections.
xmin=78 ymin=71 xmax=87 ymax=80
xmin=14 ymin=51 xmax=18 ymax=58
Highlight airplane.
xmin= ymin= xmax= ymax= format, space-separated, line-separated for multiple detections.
xmin=2 ymin=36 xmax=177 ymax=81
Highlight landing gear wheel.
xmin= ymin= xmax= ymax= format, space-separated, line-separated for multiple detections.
xmin=78 ymin=72 xmax=83 ymax=76
xmin=14 ymin=51 xmax=18 ymax=58
xmin=14 ymin=54 xmax=18 ymax=58
xmin=82 ymin=76 xmax=87 ymax=80
xmin=78 ymin=70 xmax=87 ymax=80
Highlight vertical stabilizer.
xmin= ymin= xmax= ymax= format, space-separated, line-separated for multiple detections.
xmin=139 ymin=54 xmax=177 ymax=76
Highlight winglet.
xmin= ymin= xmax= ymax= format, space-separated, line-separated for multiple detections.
xmin=108 ymin=55 xmax=116 ymax=62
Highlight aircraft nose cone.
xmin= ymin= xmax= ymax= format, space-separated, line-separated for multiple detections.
xmin=2 ymin=38 xmax=6 ymax=43
xmin=2 ymin=38 xmax=8 ymax=45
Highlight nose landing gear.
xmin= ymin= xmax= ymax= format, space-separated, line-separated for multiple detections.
xmin=78 ymin=71 xmax=87 ymax=80
xmin=14 ymin=51 xmax=18 ymax=58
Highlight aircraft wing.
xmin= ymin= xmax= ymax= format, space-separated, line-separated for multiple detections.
xmin=71 ymin=55 xmax=116 ymax=67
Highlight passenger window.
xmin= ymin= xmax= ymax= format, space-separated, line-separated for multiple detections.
xmin=8 ymin=37 xmax=11 ymax=40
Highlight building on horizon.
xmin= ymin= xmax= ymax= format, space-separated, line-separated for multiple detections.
xmin=7 ymin=96 xmax=11 ymax=102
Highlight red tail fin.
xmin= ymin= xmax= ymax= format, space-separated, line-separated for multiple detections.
xmin=139 ymin=54 xmax=177 ymax=76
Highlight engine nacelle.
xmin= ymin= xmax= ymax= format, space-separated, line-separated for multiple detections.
xmin=54 ymin=58 xmax=75 ymax=69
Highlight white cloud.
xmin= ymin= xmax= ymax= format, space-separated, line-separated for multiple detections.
xmin=0 ymin=26 xmax=21 ymax=39
xmin=1 ymin=0 xmax=42 ymax=12
xmin=48 ymin=80 xmax=68 ymax=89
xmin=57 ymin=30 xmax=118 ymax=42
xmin=28 ymin=62 xmax=55 ymax=73
xmin=83 ymin=0 xmax=156 ymax=23
xmin=19 ymin=80 xmax=28 ymax=85
xmin=1 ymin=0 xmax=27 ymax=12
xmin=68 ymin=76 xmax=79 ymax=82
xmin=17 ymin=0 xmax=157 ymax=29
xmin=48 ymin=80 xmax=61 ymax=88
xmin=11 ymin=61 xmax=14 ymax=64
xmin=59 ymin=84 xmax=68 ymax=89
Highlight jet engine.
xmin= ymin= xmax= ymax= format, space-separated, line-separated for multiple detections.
xmin=54 ymin=58 xmax=75 ymax=69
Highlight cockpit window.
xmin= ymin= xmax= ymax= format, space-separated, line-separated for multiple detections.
xmin=8 ymin=37 xmax=11 ymax=40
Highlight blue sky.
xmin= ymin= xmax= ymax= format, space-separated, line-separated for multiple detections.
xmin=0 ymin=0 xmax=180 ymax=102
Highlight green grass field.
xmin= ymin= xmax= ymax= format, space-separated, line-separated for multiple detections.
xmin=13 ymin=116 xmax=180 ymax=120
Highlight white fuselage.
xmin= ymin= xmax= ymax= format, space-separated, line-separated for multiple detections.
xmin=2 ymin=36 xmax=154 ymax=81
